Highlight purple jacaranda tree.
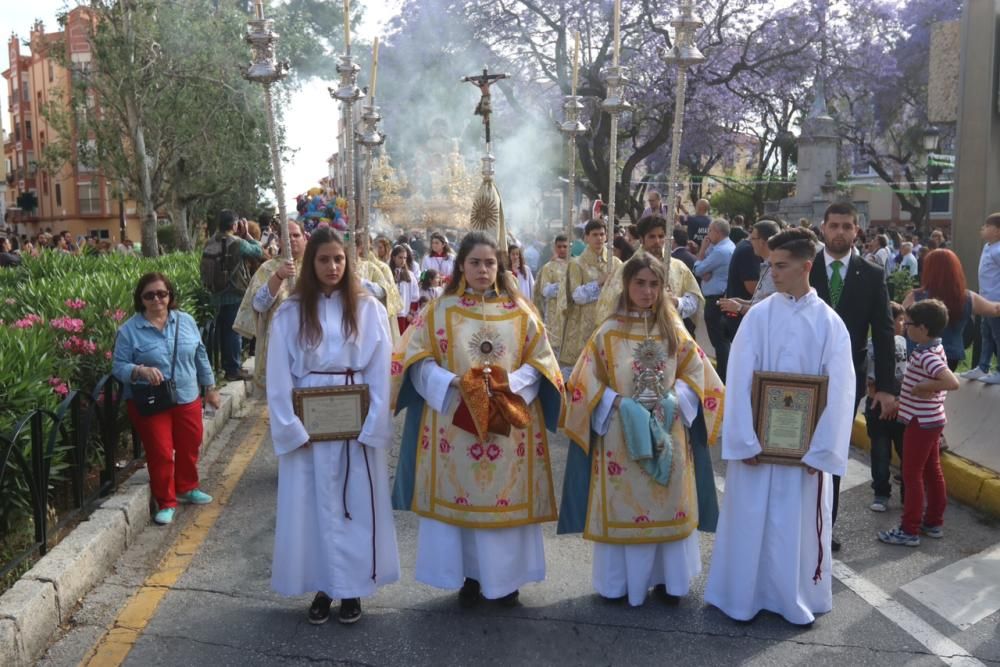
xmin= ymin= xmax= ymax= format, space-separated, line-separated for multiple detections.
xmin=827 ymin=0 xmax=962 ymax=228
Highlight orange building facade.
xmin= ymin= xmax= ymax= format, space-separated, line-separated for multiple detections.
xmin=2 ymin=11 xmax=142 ymax=244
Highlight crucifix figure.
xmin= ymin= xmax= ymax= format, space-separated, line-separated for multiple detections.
xmin=462 ymin=67 xmax=509 ymax=145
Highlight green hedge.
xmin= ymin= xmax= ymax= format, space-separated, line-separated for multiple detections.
xmin=0 ymin=251 xmax=210 ymax=445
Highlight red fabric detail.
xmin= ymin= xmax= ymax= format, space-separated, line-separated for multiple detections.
xmin=901 ymin=423 xmax=947 ymax=535
xmin=127 ymin=399 xmax=204 ymax=509
xmin=813 ymin=473 xmax=824 ymax=584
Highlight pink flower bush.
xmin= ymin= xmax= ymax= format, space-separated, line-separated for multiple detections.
xmin=48 ymin=377 xmax=70 ymax=397
xmin=105 ymin=308 xmax=127 ymax=322
xmin=4 ymin=297 xmax=15 ymax=305
xmin=50 ymin=316 xmax=85 ymax=333
xmin=13 ymin=314 xmax=43 ymax=329
xmin=65 ymin=298 xmax=87 ymax=310
xmin=63 ymin=336 xmax=98 ymax=355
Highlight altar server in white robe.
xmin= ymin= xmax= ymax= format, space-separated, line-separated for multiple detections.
xmin=705 ymin=227 xmax=855 ymax=627
xmin=267 ymin=226 xmax=400 ymax=626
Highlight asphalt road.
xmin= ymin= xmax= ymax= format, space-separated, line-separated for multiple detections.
xmin=40 ymin=400 xmax=1000 ymax=666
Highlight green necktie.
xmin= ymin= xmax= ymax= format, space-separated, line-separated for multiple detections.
xmin=830 ymin=260 xmax=844 ymax=307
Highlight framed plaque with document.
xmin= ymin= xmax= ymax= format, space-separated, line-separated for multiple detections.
xmin=292 ymin=385 xmax=370 ymax=442
xmin=750 ymin=372 xmax=828 ymax=465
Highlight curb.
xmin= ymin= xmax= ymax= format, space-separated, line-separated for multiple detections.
xmin=851 ymin=415 xmax=1000 ymax=519
xmin=0 ymin=377 xmax=251 ymax=667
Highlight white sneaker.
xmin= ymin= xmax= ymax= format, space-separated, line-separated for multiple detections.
xmin=961 ymin=368 xmax=988 ymax=380
xmin=982 ymin=372 xmax=1000 ymax=385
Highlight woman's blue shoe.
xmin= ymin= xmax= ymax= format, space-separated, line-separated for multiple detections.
xmin=154 ymin=507 xmax=176 ymax=525
xmin=178 ymin=489 xmax=213 ymax=505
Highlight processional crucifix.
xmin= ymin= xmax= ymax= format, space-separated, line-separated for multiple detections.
xmin=462 ymin=67 xmax=511 ymax=248
xmin=462 ymin=68 xmax=509 ymax=147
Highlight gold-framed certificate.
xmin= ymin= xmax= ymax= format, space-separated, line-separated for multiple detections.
xmin=751 ymin=372 xmax=828 ymax=466
xmin=292 ymin=385 xmax=370 ymax=442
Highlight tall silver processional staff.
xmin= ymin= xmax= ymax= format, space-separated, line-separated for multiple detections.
xmin=662 ymin=0 xmax=705 ymax=273
xmin=603 ymin=0 xmax=631 ymax=256
xmin=330 ymin=0 xmax=363 ymax=262
xmin=560 ymin=30 xmax=588 ymax=238
xmin=242 ymin=1 xmax=292 ymax=263
xmin=463 ymin=67 xmax=510 ymax=252
xmin=357 ymin=38 xmax=386 ymax=257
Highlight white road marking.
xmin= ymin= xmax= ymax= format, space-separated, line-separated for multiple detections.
xmin=833 ymin=561 xmax=986 ymax=667
xmin=840 ymin=457 xmax=872 ymax=493
xmin=902 ymin=544 xmax=1000 ymax=630
xmin=713 ymin=468 xmax=985 ymax=666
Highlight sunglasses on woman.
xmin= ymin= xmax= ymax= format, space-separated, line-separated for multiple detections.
xmin=142 ymin=290 xmax=171 ymax=301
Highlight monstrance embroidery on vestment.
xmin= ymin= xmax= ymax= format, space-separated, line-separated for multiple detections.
xmin=468 ymin=325 xmax=507 ymax=367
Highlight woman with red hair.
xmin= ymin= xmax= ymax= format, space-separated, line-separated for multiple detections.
xmin=903 ymin=249 xmax=1000 ymax=370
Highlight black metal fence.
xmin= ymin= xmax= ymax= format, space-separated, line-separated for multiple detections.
xmin=0 ymin=374 xmax=143 ymax=581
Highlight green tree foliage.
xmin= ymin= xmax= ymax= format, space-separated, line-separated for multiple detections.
xmin=41 ymin=1 xmax=347 ymax=255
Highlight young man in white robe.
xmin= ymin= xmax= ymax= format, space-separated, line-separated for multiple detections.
xmin=705 ymin=227 xmax=855 ymax=627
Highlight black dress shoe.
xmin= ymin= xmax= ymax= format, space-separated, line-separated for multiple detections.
xmin=338 ymin=598 xmax=362 ymax=624
xmin=497 ymin=590 xmax=520 ymax=607
xmin=652 ymin=584 xmax=681 ymax=606
xmin=831 ymin=537 xmax=842 ymax=553
xmin=308 ymin=592 xmax=332 ymax=625
xmin=459 ymin=578 xmax=482 ymax=608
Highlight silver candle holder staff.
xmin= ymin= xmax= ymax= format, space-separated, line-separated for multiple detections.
xmin=242 ymin=0 xmax=292 ymax=263
xmin=662 ymin=0 xmax=706 ymax=272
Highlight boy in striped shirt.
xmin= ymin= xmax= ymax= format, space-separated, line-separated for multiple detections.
xmin=878 ymin=299 xmax=960 ymax=547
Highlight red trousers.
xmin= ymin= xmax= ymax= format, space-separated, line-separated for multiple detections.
xmin=127 ymin=399 xmax=204 ymax=509
xmin=900 ymin=422 xmax=947 ymax=535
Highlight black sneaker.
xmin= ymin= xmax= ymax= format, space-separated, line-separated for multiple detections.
xmin=308 ymin=592 xmax=332 ymax=625
xmin=652 ymin=584 xmax=681 ymax=606
xmin=497 ymin=590 xmax=520 ymax=607
xmin=338 ymin=598 xmax=362 ymax=624
xmin=459 ymin=578 xmax=482 ymax=608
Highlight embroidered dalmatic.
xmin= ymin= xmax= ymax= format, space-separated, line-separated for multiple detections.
xmin=557 ymin=247 xmax=622 ymax=367
xmin=358 ymin=257 xmax=404 ymax=319
xmin=391 ymin=290 xmax=564 ymax=598
xmin=234 ymin=257 xmax=299 ymax=389
xmin=559 ymin=313 xmax=722 ymax=604
xmin=532 ymin=257 xmax=569 ymax=350
xmin=594 ymin=249 xmax=704 ymax=326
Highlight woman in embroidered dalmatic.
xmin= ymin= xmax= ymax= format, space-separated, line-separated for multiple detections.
xmin=392 ymin=232 xmax=563 ymax=606
xmin=560 ymin=254 xmax=724 ymax=606
xmin=266 ymin=227 xmax=400 ymax=626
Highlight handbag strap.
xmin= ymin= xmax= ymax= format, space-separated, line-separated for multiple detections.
xmin=167 ymin=314 xmax=180 ymax=381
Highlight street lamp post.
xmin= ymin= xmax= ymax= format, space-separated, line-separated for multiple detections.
xmin=662 ymin=0 xmax=705 ymax=274
xmin=922 ymin=125 xmax=941 ymax=240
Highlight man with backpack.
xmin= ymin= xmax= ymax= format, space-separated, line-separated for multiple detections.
xmin=201 ymin=210 xmax=263 ymax=381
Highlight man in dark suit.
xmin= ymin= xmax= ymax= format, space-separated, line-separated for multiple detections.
xmin=810 ymin=203 xmax=896 ymax=552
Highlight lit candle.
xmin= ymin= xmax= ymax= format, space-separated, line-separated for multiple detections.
xmin=343 ymin=0 xmax=351 ymax=51
xmin=571 ymin=30 xmax=580 ymax=96
xmin=369 ymin=37 xmax=379 ymax=101
xmin=254 ymin=0 xmax=263 ymax=19
xmin=613 ymin=0 xmax=621 ymax=66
